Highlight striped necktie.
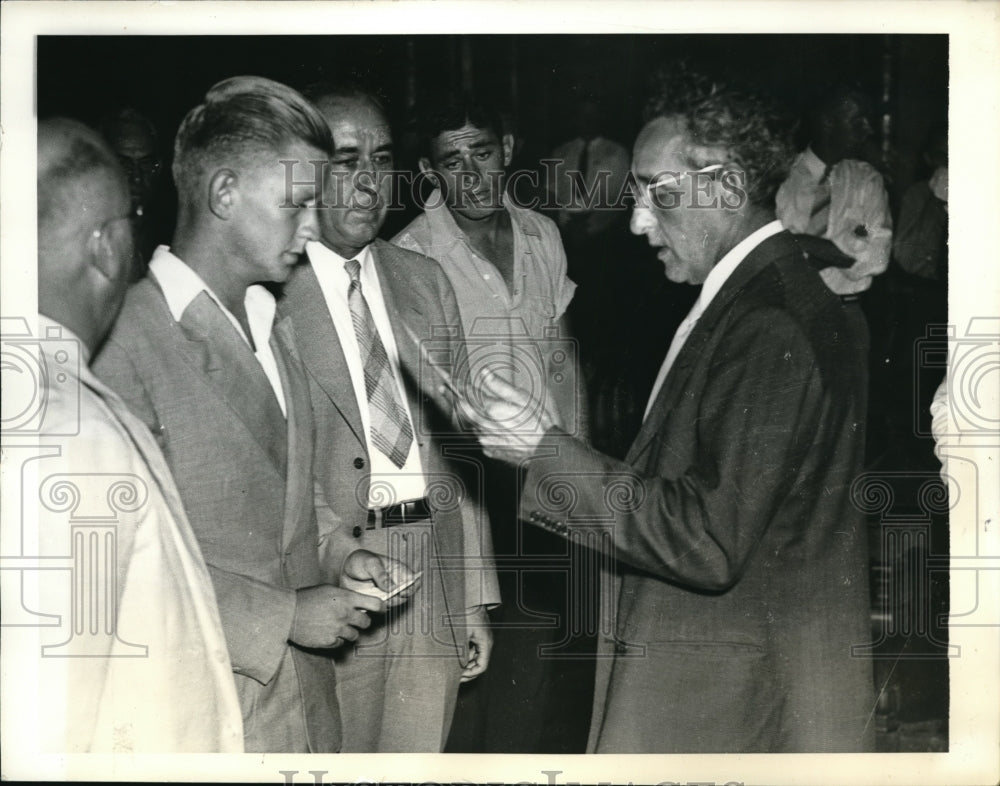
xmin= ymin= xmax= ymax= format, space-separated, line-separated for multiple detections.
xmin=344 ymin=258 xmax=413 ymax=468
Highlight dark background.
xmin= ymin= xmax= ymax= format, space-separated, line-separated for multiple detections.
xmin=37 ymin=33 xmax=951 ymax=753
xmin=38 ymin=34 xmax=947 ymax=196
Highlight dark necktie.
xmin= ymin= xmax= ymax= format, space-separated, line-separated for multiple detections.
xmin=344 ymin=258 xmax=413 ymax=468
xmin=807 ymin=162 xmax=834 ymax=235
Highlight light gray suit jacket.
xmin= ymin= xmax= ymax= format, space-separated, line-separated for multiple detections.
xmin=280 ymin=239 xmax=500 ymax=643
xmin=93 ymin=273 xmax=347 ymax=753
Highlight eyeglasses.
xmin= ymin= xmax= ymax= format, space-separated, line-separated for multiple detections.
xmin=638 ymin=164 xmax=724 ymax=208
xmin=117 ymin=153 xmax=161 ymax=178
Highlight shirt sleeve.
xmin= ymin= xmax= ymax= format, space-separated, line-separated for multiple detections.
xmin=542 ymin=219 xmax=576 ymax=318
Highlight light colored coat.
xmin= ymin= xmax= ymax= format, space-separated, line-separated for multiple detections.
xmin=4 ymin=316 xmax=242 ymax=753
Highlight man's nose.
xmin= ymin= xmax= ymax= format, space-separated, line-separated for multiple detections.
xmin=350 ymin=169 xmax=382 ymax=208
xmin=299 ymin=208 xmax=320 ymax=241
xmin=630 ymin=205 xmax=656 ymax=236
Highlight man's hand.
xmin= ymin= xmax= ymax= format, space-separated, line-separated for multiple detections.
xmin=340 ymin=548 xmax=421 ymax=609
xmin=290 ymin=584 xmax=383 ymax=649
xmin=460 ymin=606 xmax=493 ymax=683
xmin=826 ymin=225 xmax=892 ymax=294
xmin=450 ymin=368 xmax=562 ymax=463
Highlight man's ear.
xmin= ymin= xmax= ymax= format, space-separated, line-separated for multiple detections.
xmin=87 ymin=223 xmax=131 ymax=284
xmin=208 ymin=168 xmax=238 ymax=220
xmin=502 ymin=133 xmax=515 ymax=168
xmin=418 ymin=157 xmax=433 ymax=175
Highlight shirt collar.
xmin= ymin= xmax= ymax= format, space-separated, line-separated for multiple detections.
xmin=307 ymin=239 xmax=374 ymax=281
xmin=801 ymin=146 xmax=829 ymax=181
xmin=148 ymin=245 xmax=277 ymax=346
xmin=698 ymin=220 xmax=785 ymax=313
xmin=422 ymin=188 xmax=541 ymax=251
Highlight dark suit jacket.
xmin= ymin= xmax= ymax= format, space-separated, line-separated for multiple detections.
xmin=92 ymin=274 xmax=345 ymax=753
xmin=520 ymin=230 xmax=875 ymax=752
xmin=280 ymin=239 xmax=498 ymax=648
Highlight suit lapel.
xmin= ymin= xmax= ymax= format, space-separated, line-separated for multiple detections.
xmin=272 ymin=317 xmax=311 ymax=551
xmin=285 ymin=261 xmax=367 ymax=448
xmin=372 ymin=241 xmax=427 ymax=395
xmin=173 ymin=289 xmax=288 ymax=474
xmin=626 ymin=231 xmax=790 ymax=463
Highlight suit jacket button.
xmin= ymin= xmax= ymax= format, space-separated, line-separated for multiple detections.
xmin=352 ymin=525 xmax=363 ymax=538
xmin=615 ymin=642 xmax=628 ymax=654
xmin=353 ymin=457 xmax=365 ymax=469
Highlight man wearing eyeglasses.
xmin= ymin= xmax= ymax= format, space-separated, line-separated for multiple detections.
xmin=455 ymin=70 xmax=875 ymax=753
xmin=100 ymin=108 xmax=168 ymax=276
xmin=6 ymin=118 xmax=242 ymax=752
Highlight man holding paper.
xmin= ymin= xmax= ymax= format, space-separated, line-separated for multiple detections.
xmin=454 ymin=69 xmax=875 ymax=753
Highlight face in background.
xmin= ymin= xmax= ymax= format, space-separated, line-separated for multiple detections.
xmin=229 ymin=140 xmax=323 ymax=284
xmin=420 ymin=123 xmax=513 ymax=223
xmin=316 ymin=96 xmax=393 ymax=258
xmin=106 ymin=118 xmax=161 ymax=216
xmin=629 ymin=115 xmax=731 ymax=286
xmin=824 ymin=95 xmax=874 ymax=161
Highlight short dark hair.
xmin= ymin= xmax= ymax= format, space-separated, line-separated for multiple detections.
xmin=99 ymin=107 xmax=159 ymax=148
xmin=172 ymin=75 xmax=334 ymax=202
xmin=415 ymin=92 xmax=506 ymax=160
xmin=38 ymin=117 xmax=122 ymax=232
xmin=806 ymin=82 xmax=873 ymax=140
xmin=643 ymin=64 xmax=795 ymax=207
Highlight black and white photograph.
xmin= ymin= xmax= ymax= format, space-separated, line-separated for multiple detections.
xmin=1 ymin=2 xmax=997 ymax=784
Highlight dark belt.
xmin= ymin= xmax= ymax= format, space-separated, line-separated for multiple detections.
xmin=366 ymin=496 xmax=433 ymax=530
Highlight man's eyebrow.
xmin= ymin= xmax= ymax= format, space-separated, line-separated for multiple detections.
xmin=437 ymin=138 xmax=495 ymax=159
xmin=331 ymin=143 xmax=394 ymax=156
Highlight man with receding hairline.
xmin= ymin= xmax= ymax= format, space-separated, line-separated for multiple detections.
xmin=3 ymin=117 xmax=242 ymax=752
xmin=280 ymin=81 xmax=499 ymax=752
xmin=93 ymin=76 xmax=417 ymax=752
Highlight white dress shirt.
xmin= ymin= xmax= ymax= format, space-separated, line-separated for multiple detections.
xmin=307 ymin=240 xmax=427 ymax=506
xmin=644 ymin=220 xmax=785 ymax=419
xmin=149 ymin=245 xmax=286 ymax=415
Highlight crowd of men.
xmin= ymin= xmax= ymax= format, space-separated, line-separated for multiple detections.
xmin=17 ymin=64 xmax=917 ymax=754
